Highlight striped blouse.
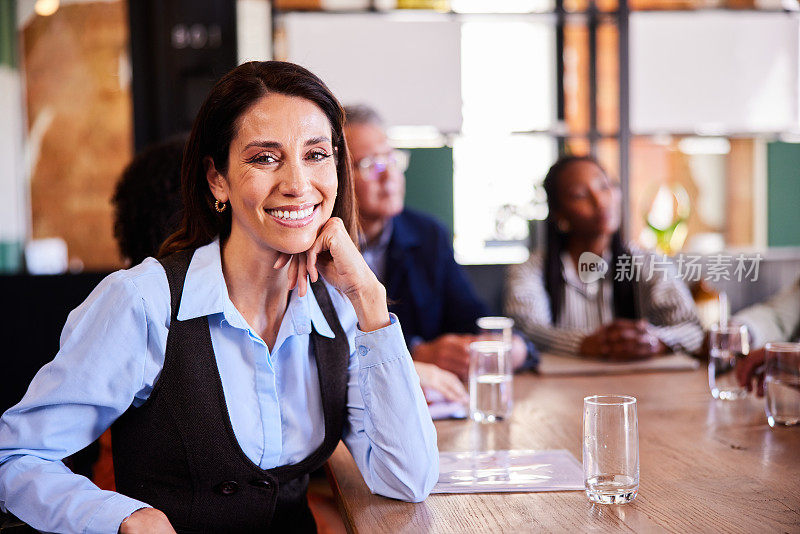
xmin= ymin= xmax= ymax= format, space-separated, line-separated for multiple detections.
xmin=504 ymin=249 xmax=703 ymax=355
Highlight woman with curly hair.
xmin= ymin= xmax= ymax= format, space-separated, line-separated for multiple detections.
xmin=112 ymin=136 xmax=186 ymax=266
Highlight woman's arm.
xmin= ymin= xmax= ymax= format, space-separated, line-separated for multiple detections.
xmin=279 ymin=218 xmax=438 ymax=501
xmin=733 ymin=277 xmax=800 ymax=348
xmin=0 ymin=268 xmax=164 ymax=534
xmin=341 ymin=311 xmax=439 ymax=502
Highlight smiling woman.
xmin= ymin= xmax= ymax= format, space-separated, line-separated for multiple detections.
xmin=160 ymin=61 xmax=357 ymax=258
xmin=0 ymin=61 xmax=438 ymax=534
xmin=208 ymin=95 xmax=339 ymax=261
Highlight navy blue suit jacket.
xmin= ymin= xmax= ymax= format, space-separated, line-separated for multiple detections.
xmin=383 ymin=209 xmax=489 ymax=346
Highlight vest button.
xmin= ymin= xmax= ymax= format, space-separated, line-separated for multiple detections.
xmin=214 ymin=480 xmax=240 ymax=495
xmin=249 ymin=479 xmax=271 ymax=489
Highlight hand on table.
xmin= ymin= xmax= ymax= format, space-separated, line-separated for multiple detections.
xmin=414 ymin=362 xmax=468 ymax=404
xmin=736 ymin=347 xmax=766 ymax=397
xmin=412 ymin=334 xmax=475 ymax=380
xmin=119 ymin=508 xmax=176 ymax=534
xmin=580 ymin=320 xmax=667 ymax=361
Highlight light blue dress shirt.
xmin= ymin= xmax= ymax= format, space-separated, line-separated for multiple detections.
xmin=0 ymin=239 xmax=438 ymax=534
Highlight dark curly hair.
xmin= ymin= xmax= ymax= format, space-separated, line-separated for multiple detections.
xmin=112 ymin=137 xmax=187 ymax=265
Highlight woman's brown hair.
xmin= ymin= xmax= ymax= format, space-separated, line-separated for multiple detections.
xmin=159 ymin=61 xmax=358 ymax=257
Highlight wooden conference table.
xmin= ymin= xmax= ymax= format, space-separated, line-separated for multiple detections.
xmin=326 ymin=369 xmax=800 ymax=533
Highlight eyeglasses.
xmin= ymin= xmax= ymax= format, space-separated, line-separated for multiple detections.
xmin=354 ymin=150 xmax=410 ymax=180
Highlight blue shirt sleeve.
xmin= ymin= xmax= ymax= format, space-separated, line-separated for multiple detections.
xmin=0 ymin=259 xmax=440 ymax=533
xmin=339 ymin=310 xmax=439 ymax=502
xmin=0 ymin=270 xmax=154 ymax=534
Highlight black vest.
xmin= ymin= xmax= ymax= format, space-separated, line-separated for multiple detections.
xmin=111 ymin=249 xmax=350 ymax=533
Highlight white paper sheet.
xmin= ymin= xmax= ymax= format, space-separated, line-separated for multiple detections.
xmin=433 ymin=449 xmax=584 ymax=494
xmin=538 ymin=351 xmax=700 ymax=376
xmin=424 ymin=388 xmax=467 ymax=420
xmin=428 ymin=400 xmax=467 ymax=420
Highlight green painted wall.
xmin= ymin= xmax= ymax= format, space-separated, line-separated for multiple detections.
xmin=0 ymin=242 xmax=23 ymax=272
xmin=0 ymin=0 xmax=22 ymax=273
xmin=403 ymin=147 xmax=454 ymax=237
xmin=0 ymin=0 xmax=16 ymax=69
xmin=767 ymin=141 xmax=800 ymax=247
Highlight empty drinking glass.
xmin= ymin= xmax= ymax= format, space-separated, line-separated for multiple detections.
xmin=583 ymin=395 xmax=639 ymax=504
xmin=708 ymin=323 xmax=750 ymax=400
xmin=764 ymin=342 xmax=800 ymax=428
xmin=469 ymin=341 xmax=512 ymax=423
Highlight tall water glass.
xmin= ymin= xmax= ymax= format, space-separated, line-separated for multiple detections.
xmin=469 ymin=341 xmax=512 ymax=423
xmin=708 ymin=323 xmax=750 ymax=400
xmin=583 ymin=395 xmax=639 ymax=504
xmin=764 ymin=342 xmax=800 ymax=428
xmin=476 ymin=316 xmax=514 ymax=350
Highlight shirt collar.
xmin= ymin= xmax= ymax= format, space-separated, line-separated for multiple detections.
xmin=359 ymin=219 xmax=394 ymax=252
xmin=560 ymin=251 xmax=611 ymax=297
xmin=176 ymin=238 xmax=335 ymax=339
xmin=177 ymin=239 xmax=227 ymax=321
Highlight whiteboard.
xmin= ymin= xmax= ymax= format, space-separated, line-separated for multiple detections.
xmin=631 ymin=12 xmax=800 ymax=134
xmin=282 ymin=12 xmax=462 ymax=132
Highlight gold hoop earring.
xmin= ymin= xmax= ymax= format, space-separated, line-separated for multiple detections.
xmin=214 ymin=199 xmax=227 ymax=213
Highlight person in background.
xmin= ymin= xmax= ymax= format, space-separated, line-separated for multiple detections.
xmin=0 ymin=61 xmax=438 ymax=534
xmin=505 ymin=155 xmax=703 ymax=360
xmin=735 ymin=276 xmax=800 ymax=395
xmin=112 ymin=136 xmax=187 ymax=266
xmin=343 ymin=104 xmax=534 ymax=380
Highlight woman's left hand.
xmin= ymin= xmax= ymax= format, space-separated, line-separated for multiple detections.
xmin=274 ymin=217 xmax=390 ymax=332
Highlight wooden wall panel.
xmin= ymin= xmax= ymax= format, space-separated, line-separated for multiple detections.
xmin=726 ymin=139 xmax=755 ymax=247
xmin=23 ymin=1 xmax=131 ymax=270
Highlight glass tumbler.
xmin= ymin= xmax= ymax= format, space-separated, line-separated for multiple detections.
xmin=708 ymin=323 xmax=750 ymax=400
xmin=469 ymin=341 xmax=512 ymax=423
xmin=764 ymin=342 xmax=800 ymax=428
xmin=476 ymin=316 xmax=514 ymax=351
xmin=583 ymin=395 xmax=639 ymax=504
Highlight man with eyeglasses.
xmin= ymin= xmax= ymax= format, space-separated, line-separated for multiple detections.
xmin=343 ymin=105 xmax=533 ymax=381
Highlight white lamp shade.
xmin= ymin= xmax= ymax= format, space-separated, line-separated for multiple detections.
xmin=283 ymin=12 xmax=462 ymax=132
xmin=631 ymin=11 xmax=800 ymax=134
